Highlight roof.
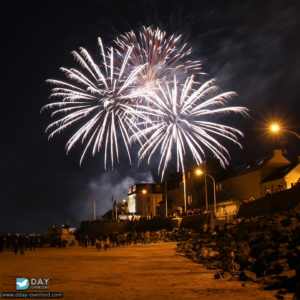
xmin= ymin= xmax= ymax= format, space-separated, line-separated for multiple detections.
xmin=261 ymin=163 xmax=298 ymax=183
xmin=223 ymin=154 xmax=272 ymax=180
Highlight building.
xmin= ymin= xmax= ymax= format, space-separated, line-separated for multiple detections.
xmin=163 ymin=149 xmax=300 ymax=218
xmin=47 ymin=224 xmax=75 ymax=246
xmin=164 ymin=171 xmax=205 ymax=215
xmin=127 ymin=183 xmax=163 ymax=217
xmin=126 ymin=150 xmax=300 ymax=219
xmin=217 ymin=149 xmax=300 ymax=202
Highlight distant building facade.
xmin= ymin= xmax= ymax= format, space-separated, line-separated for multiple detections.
xmin=163 ymin=149 xmax=300 ymax=218
xmin=165 ymin=171 xmax=205 ymax=215
xmin=127 ymin=183 xmax=163 ymax=217
xmin=126 ymin=150 xmax=300 ymax=219
xmin=217 ymin=149 xmax=300 ymax=202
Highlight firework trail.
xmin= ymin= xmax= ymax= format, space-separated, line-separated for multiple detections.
xmin=42 ymin=38 xmax=147 ymax=168
xmin=114 ymin=26 xmax=202 ymax=97
xmin=129 ymin=76 xmax=249 ymax=179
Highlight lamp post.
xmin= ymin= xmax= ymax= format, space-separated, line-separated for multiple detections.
xmin=183 ymin=172 xmax=187 ymax=213
xmin=182 ymin=168 xmax=203 ymax=214
xmin=164 ymin=181 xmax=168 ymax=218
xmin=270 ymin=123 xmax=300 ymax=139
xmin=142 ymin=189 xmax=147 ymax=217
xmin=196 ymin=169 xmax=217 ymax=215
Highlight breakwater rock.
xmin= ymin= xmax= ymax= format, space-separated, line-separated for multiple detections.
xmin=176 ymin=210 xmax=300 ymax=298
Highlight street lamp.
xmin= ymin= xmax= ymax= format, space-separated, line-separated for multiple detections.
xmin=183 ymin=172 xmax=187 ymax=213
xmin=270 ymin=123 xmax=300 ymax=139
xmin=196 ymin=169 xmax=217 ymax=215
xmin=195 ymin=169 xmax=202 ymax=176
xmin=182 ymin=168 xmax=206 ymax=214
xmin=141 ymin=189 xmax=148 ymax=217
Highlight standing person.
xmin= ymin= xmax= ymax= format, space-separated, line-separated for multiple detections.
xmin=126 ymin=232 xmax=132 ymax=246
xmin=133 ymin=231 xmax=138 ymax=245
xmin=95 ymin=238 xmax=100 ymax=250
xmin=122 ymin=233 xmax=127 ymax=246
xmin=140 ymin=232 xmax=145 ymax=244
xmin=19 ymin=235 xmax=25 ymax=255
xmin=145 ymin=230 xmax=151 ymax=244
xmin=110 ymin=233 xmax=116 ymax=247
xmin=13 ymin=236 xmax=18 ymax=255
xmin=116 ymin=233 xmax=121 ymax=247
xmin=100 ymin=238 xmax=105 ymax=250
xmin=105 ymin=235 xmax=110 ymax=251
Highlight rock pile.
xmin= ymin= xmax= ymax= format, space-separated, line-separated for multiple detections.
xmin=176 ymin=210 xmax=300 ymax=297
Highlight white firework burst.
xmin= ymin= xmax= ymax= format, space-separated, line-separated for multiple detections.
xmin=114 ymin=26 xmax=202 ymax=96
xmin=42 ymin=38 xmax=146 ymax=168
xmin=129 ymin=76 xmax=249 ymax=179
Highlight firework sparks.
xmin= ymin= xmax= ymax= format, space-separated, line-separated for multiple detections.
xmin=114 ymin=26 xmax=202 ymax=96
xmin=129 ymin=76 xmax=249 ymax=179
xmin=42 ymin=38 xmax=147 ymax=168
xmin=43 ymin=27 xmax=248 ymax=173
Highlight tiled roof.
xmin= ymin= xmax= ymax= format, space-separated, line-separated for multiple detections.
xmin=224 ymin=155 xmax=272 ymax=179
xmin=261 ymin=163 xmax=297 ymax=183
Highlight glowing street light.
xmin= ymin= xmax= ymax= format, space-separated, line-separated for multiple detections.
xmin=270 ymin=123 xmax=279 ymax=133
xmin=195 ymin=168 xmax=203 ymax=176
xmin=142 ymin=189 xmax=147 ymax=194
xmin=196 ymin=169 xmax=217 ymax=215
xmin=270 ymin=123 xmax=300 ymax=139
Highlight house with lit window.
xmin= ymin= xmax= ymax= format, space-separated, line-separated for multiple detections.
xmin=127 ymin=183 xmax=163 ymax=217
xmin=215 ymin=149 xmax=300 ymax=218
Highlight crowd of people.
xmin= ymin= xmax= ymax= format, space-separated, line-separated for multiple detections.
xmin=0 ymin=229 xmax=182 ymax=254
xmin=0 ymin=234 xmax=47 ymax=254
xmin=76 ymin=229 xmax=178 ymax=251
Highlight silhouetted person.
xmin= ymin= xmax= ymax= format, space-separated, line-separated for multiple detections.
xmin=133 ymin=231 xmax=138 ymax=244
xmin=13 ymin=237 xmax=18 ymax=255
xmin=18 ymin=236 xmax=25 ymax=255
xmin=104 ymin=235 xmax=110 ymax=251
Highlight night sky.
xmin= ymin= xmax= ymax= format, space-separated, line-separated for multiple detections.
xmin=1 ymin=0 xmax=299 ymax=234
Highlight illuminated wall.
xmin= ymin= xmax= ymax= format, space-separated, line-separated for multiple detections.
xmin=285 ymin=164 xmax=300 ymax=188
xmin=128 ymin=194 xmax=136 ymax=213
xmin=127 ymin=184 xmax=163 ymax=217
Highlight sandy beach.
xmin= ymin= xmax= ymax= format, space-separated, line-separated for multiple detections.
xmin=0 ymin=242 xmax=283 ymax=299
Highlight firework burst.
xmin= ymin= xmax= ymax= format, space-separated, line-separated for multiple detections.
xmin=114 ymin=26 xmax=202 ymax=96
xmin=42 ymin=38 xmax=146 ymax=168
xmin=43 ymin=27 xmax=248 ymax=173
xmin=129 ymin=76 xmax=249 ymax=179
